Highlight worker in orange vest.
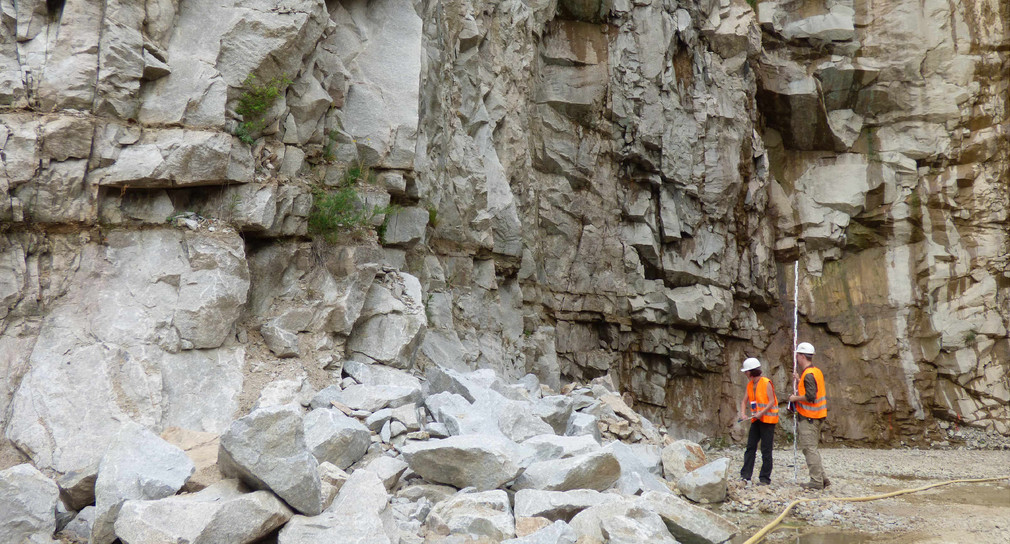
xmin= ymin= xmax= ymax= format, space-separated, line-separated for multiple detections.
xmin=738 ymin=357 xmax=778 ymax=485
xmin=788 ymin=342 xmax=830 ymax=490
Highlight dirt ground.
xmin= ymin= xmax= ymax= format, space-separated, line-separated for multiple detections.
xmin=711 ymin=446 xmax=1010 ymax=544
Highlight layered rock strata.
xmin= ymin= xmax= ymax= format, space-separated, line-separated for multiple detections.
xmin=0 ymin=0 xmax=1007 ymax=505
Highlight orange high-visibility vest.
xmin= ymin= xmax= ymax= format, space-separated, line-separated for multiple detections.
xmin=747 ymin=377 xmax=779 ymax=424
xmin=797 ymin=366 xmax=827 ymax=419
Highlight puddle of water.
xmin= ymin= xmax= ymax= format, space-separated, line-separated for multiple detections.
xmin=907 ymin=481 xmax=1010 ymax=507
xmin=734 ymin=528 xmax=875 ymax=544
xmin=789 ymin=531 xmax=874 ymax=544
xmin=886 ymin=473 xmax=924 ymax=481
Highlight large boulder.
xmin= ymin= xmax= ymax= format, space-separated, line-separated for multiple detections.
xmin=603 ymin=441 xmax=671 ymax=495
xmin=600 ymin=507 xmax=679 ymax=544
xmin=427 ymin=490 xmax=516 ymax=541
xmin=401 ymin=435 xmax=524 ymax=490
xmin=513 ymin=489 xmax=608 ymax=522
xmin=311 ymin=383 xmax=421 ymax=412
xmin=502 ymin=520 xmax=578 ymax=544
xmin=0 ymin=464 xmax=60 ymax=544
xmin=512 ymin=451 xmax=621 ymax=492
xmin=661 ymin=439 xmax=707 ymax=482
xmin=347 ymin=272 xmax=427 ymax=369
xmin=303 ymin=408 xmax=371 ymax=469
xmin=113 ymin=480 xmax=293 ymax=544
xmin=520 ymin=434 xmax=600 ymax=464
xmin=279 ymin=469 xmax=391 ymax=544
xmin=637 ymin=491 xmax=738 ymax=544
xmin=677 ymin=458 xmax=730 ymax=504
xmin=218 ymin=405 xmax=324 ymax=516
xmin=92 ymin=424 xmax=195 ymax=544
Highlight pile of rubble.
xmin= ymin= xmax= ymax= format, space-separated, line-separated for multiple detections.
xmin=1 ymin=363 xmax=742 ymax=543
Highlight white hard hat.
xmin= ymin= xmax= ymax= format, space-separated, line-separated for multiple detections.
xmin=741 ymin=357 xmax=761 ymax=372
xmin=795 ymin=342 xmax=815 ymax=355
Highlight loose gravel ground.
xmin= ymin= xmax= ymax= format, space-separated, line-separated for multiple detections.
xmin=711 ymin=446 xmax=1010 ymax=544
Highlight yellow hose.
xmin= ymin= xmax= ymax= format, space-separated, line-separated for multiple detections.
xmin=741 ymin=476 xmax=1010 ymax=544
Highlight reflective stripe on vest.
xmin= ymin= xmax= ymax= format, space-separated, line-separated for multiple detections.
xmin=797 ymin=366 xmax=827 ymax=419
xmin=747 ymin=376 xmax=779 ymax=424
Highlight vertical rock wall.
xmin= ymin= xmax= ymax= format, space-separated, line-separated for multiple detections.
xmin=0 ymin=0 xmax=1007 ymax=495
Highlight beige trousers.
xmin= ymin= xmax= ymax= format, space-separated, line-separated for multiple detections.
xmin=797 ymin=417 xmax=825 ymax=485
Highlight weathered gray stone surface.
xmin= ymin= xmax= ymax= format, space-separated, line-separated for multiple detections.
xmin=0 ymin=0 xmax=1008 ymax=519
xmin=60 ymin=505 xmax=95 ymax=543
xmin=92 ymin=424 xmax=195 ymax=544
xmin=347 ymin=271 xmax=426 ymax=369
xmin=603 ymin=441 xmax=671 ymax=496
xmin=4 ymin=230 xmax=247 ymax=504
xmin=520 ymin=435 xmax=600 ymax=464
xmin=513 ymin=451 xmax=620 ymax=492
xmin=279 ymin=469 xmax=392 ymax=544
xmin=218 ymin=405 xmax=324 ymax=516
xmin=0 ymin=464 xmax=59 ymax=544
xmin=513 ymin=489 xmax=608 ymax=523
xmin=662 ymin=439 xmax=707 ymax=482
xmin=303 ymin=408 xmax=371 ymax=470
xmin=638 ymin=490 xmax=738 ymax=544
xmin=113 ymin=480 xmax=293 ymax=544
xmin=502 ymin=520 xmax=578 ymax=544
xmin=427 ymin=490 xmax=515 ymax=541
xmin=401 ymin=435 xmax=524 ymax=491
xmin=677 ymin=457 xmax=730 ymax=504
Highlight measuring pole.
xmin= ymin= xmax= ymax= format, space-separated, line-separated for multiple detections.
xmin=792 ymin=260 xmax=799 ymax=482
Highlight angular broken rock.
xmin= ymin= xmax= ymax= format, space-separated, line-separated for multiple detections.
xmin=677 ymin=457 xmax=730 ymax=504
xmin=303 ymin=408 xmax=371 ymax=469
xmin=60 ymin=505 xmax=95 ymax=543
xmin=363 ymin=455 xmax=409 ymax=491
xmin=427 ymin=489 xmax=516 ymax=541
xmin=564 ymin=412 xmax=602 ymax=443
xmin=567 ymin=496 xmax=636 ymax=541
xmin=401 ymin=435 xmax=524 ymax=490
xmin=502 ymin=519 xmax=577 ymax=544
xmin=533 ymin=396 xmax=575 ymax=435
xmin=513 ymin=489 xmax=608 ymax=522
xmin=113 ymin=479 xmax=293 ymax=544
xmin=512 ymin=450 xmax=621 ymax=492
xmin=600 ymin=506 xmax=679 ymax=544
xmin=495 ymin=397 xmax=556 ymax=442
xmin=218 ymin=405 xmax=324 ymax=516
xmin=160 ymin=427 xmax=223 ymax=492
xmin=92 ymin=424 xmax=195 ymax=544
xmin=637 ymin=490 xmax=738 ymax=544
xmin=280 ymin=469 xmax=391 ymax=544
xmin=343 ymin=359 xmax=423 ymax=389
xmin=521 ymin=434 xmax=601 ymax=464
xmin=0 ymin=464 xmax=60 ymax=544
xmin=311 ymin=383 xmax=421 ymax=412
xmin=603 ymin=441 xmax=671 ymax=496
xmin=661 ymin=439 xmax=707 ymax=482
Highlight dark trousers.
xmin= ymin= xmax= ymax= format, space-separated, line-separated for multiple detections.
xmin=741 ymin=420 xmax=775 ymax=483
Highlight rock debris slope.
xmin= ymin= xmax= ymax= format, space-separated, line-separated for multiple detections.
xmin=0 ymin=0 xmax=1007 ymax=539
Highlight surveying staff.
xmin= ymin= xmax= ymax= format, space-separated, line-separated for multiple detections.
xmin=738 ymin=357 xmax=778 ymax=485
xmin=788 ymin=342 xmax=830 ymax=489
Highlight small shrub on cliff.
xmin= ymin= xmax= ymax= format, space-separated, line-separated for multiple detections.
xmin=234 ymin=74 xmax=292 ymax=145
xmin=308 ymin=163 xmax=397 ymax=242
xmin=308 ymin=187 xmax=370 ymax=242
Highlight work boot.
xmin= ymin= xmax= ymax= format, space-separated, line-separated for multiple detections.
xmin=823 ymin=478 xmax=831 ymax=488
xmin=800 ymin=481 xmax=823 ymax=490
xmin=757 ymin=479 xmax=771 ymax=486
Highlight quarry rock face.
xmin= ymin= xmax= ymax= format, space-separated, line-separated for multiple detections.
xmin=0 ymin=4 xmax=1007 ymax=541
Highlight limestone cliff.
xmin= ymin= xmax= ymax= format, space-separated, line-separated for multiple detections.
xmin=0 ymin=0 xmax=1007 ymax=490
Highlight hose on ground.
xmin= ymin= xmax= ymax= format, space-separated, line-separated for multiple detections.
xmin=741 ymin=476 xmax=1010 ymax=544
